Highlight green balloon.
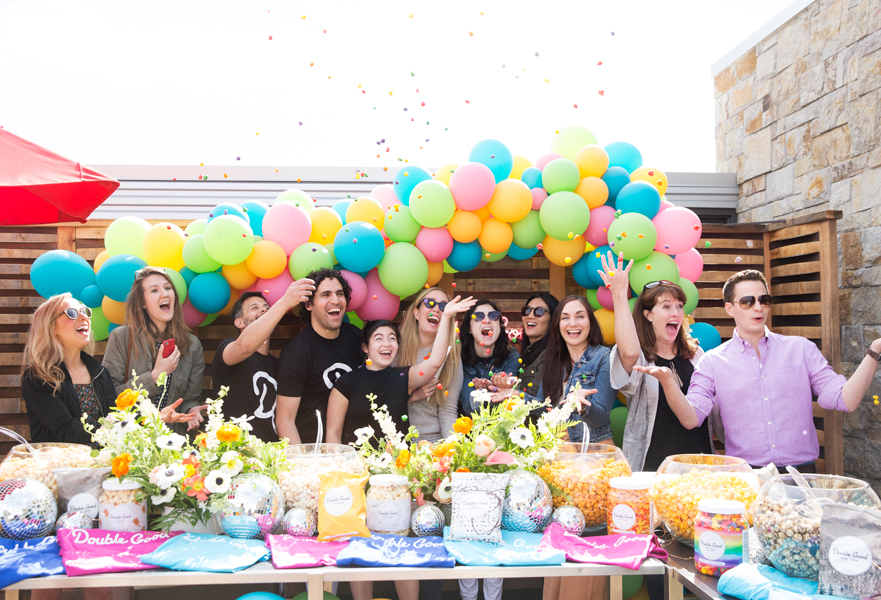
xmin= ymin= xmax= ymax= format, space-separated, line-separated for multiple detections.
xmin=606 ymin=213 xmax=657 ymax=261
xmin=622 ymin=575 xmax=644 ymax=600
xmin=551 ymin=125 xmax=599 ymax=160
xmin=542 ymin=158 xmax=581 ymax=194
xmin=163 ymin=268 xmax=187 ymax=305
xmin=203 ymin=215 xmax=254 ymax=265
xmin=185 ymin=219 xmax=207 ymax=236
xmin=105 ymin=216 xmax=150 ymax=260
xmin=384 ymin=205 xmax=422 ymax=242
xmin=324 ymin=242 xmax=336 ymax=263
xmin=481 ymin=246 xmax=508 ymax=263
xmin=539 ymin=191 xmax=590 ymax=241
xmin=610 ymin=406 xmax=628 ymax=449
xmin=443 ymin=260 xmax=458 ymax=274
xmin=511 ymin=210 xmax=545 ymax=249
xmin=408 ymin=180 xmax=456 ymax=228
xmin=679 ymin=278 xmax=699 ymax=315
xmin=628 ymin=297 xmax=637 ymax=313
xmin=378 ymin=242 xmax=429 ymax=297
xmin=276 ymin=189 xmax=314 ymax=212
xmin=345 ymin=311 xmax=364 ymax=329
xmin=629 ymin=251 xmax=680 ymax=295
xmin=290 ymin=242 xmax=334 ymax=279
xmin=200 ymin=312 xmax=219 ymax=327
xmin=585 ymin=288 xmax=601 ymax=311
xmin=291 ymin=592 xmax=340 ymax=600
xmin=90 ymin=306 xmax=111 ymax=341
xmin=182 ymin=234 xmax=222 ymax=273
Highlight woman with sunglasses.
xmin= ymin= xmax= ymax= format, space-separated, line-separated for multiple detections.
xmin=398 ymin=286 xmax=465 ymax=442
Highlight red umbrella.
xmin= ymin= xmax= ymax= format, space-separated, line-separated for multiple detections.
xmin=0 ymin=129 xmax=119 ymax=225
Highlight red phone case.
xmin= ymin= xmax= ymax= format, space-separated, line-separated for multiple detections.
xmin=162 ymin=339 xmax=175 ymax=358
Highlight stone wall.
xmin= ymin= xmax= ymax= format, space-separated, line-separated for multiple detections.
xmin=714 ymin=0 xmax=881 ymax=488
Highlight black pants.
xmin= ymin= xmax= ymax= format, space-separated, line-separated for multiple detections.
xmin=421 ymin=579 xmax=443 ymax=600
xmin=749 ymin=462 xmax=817 ymax=474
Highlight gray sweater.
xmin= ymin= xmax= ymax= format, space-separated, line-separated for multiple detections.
xmin=407 ymin=345 xmax=463 ymax=442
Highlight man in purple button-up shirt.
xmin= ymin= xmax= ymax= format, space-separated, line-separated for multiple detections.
xmin=635 ymin=269 xmax=881 ymax=469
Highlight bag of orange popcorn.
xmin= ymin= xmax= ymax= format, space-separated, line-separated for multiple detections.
xmin=317 ymin=471 xmax=370 ymax=542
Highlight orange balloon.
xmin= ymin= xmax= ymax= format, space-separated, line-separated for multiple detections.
xmin=102 ymin=296 xmax=126 ymax=325
xmin=541 ymin=234 xmax=586 ymax=267
xmin=346 ymin=197 xmax=385 ymax=230
xmin=617 ymin=390 xmax=628 ymax=407
xmin=574 ymin=145 xmax=610 ymax=179
xmin=474 ymin=205 xmax=491 ymax=222
xmin=222 ymin=261 xmax=258 ymax=290
xmin=447 ymin=211 xmax=482 ymax=243
xmin=479 ymin=219 xmax=514 ymax=254
xmin=487 ymin=179 xmax=532 ymax=223
xmin=93 ymin=250 xmax=110 ymax=273
xmin=630 ymin=166 xmax=668 ymax=197
xmin=426 ymin=261 xmax=444 ymax=286
xmin=574 ymin=176 xmax=610 ymax=210
xmin=246 ymin=240 xmax=287 ymax=279
xmin=308 ymin=207 xmax=343 ymax=244
xmin=221 ymin=289 xmax=241 ymax=315
xmin=593 ymin=308 xmax=615 ymax=345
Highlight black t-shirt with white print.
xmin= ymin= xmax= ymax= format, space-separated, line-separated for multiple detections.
xmin=212 ymin=338 xmax=279 ymax=443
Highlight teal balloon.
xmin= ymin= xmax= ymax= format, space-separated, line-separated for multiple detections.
xmin=289 ymin=243 xmax=334 ymax=280
xmin=203 ymin=215 xmax=254 ymax=265
xmin=607 ymin=213 xmax=657 ymax=261
xmin=238 ymin=593 xmax=285 ymax=600
xmin=468 ymin=139 xmax=513 ymax=183
xmin=520 ymin=167 xmax=543 ymax=189
xmin=481 ymin=246 xmax=508 ymax=263
xmin=542 ymin=158 xmax=581 ymax=194
xmin=332 ymin=199 xmax=351 ymax=224
xmin=507 ymin=242 xmax=539 ymax=260
xmin=188 ymin=272 xmax=230 ymax=314
xmin=690 ymin=322 xmax=721 ymax=351
xmin=629 ymin=252 xmax=680 ymax=295
xmin=679 ymin=278 xmax=699 ymax=314
xmin=601 ymin=166 xmax=631 ymax=200
xmin=79 ymin=285 xmax=104 ymax=309
xmin=163 ymin=268 xmax=187 ymax=305
xmin=605 ymin=142 xmax=643 ymax=173
xmin=241 ymin=201 xmax=269 ymax=237
xmin=610 ymin=406 xmax=628 ymax=448
xmin=586 ymin=288 xmax=601 ymax=311
xmin=182 ymin=234 xmax=222 ymax=273
xmin=393 ymin=166 xmax=432 ymax=205
xmin=616 ymin=181 xmax=661 ymax=219
xmin=179 ymin=267 xmax=197 ymax=286
xmin=540 ymin=191 xmax=590 ymax=241
xmin=96 ymin=254 xmax=148 ymax=302
xmin=89 ymin=306 xmax=112 ymax=342
xmin=446 ymin=240 xmax=482 ymax=272
xmin=30 ymin=250 xmax=96 ymax=299
xmin=582 ymin=245 xmax=611 ymax=288
xmin=378 ymin=242 xmax=429 ymax=297
xmin=622 ymin=575 xmax=643 ymax=600
xmin=335 ymin=222 xmax=385 ymax=272
xmin=384 ymin=205 xmax=422 ymax=242
xmin=511 ymin=210 xmax=545 ymax=249
xmin=208 ymin=203 xmax=249 ymax=223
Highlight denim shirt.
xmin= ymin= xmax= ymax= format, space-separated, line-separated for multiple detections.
xmin=532 ymin=344 xmax=615 ymax=443
xmin=459 ymin=349 xmax=522 ymax=415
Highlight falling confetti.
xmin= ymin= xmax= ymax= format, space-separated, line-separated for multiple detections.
xmin=224 ymin=173 xmax=228 ymax=178
xmin=574 ymin=104 xmax=578 ymax=108
xmin=597 ymin=61 xmax=603 ymax=65
xmin=598 ymin=90 xmax=605 ymax=96
xmin=268 ymin=35 xmax=272 ymax=40
xmin=410 ymin=71 xmax=415 ymax=76
xmin=298 ymin=121 xmax=303 ymax=126
xmin=735 ymin=257 xmax=743 ymax=263
xmin=535 ymin=52 xmax=539 ymax=56
xmin=409 ymin=13 xmax=413 ymax=18
xmin=236 ymin=156 xmax=240 ymax=161
xmin=705 ymin=241 xmax=712 ymax=248
xmin=310 ymin=62 xmax=314 ymax=66
xmin=465 ymin=99 xmax=470 ymax=103
xmin=469 ymin=31 xmax=474 ymax=36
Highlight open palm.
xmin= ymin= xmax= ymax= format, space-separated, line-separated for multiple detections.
xmin=597 ymin=251 xmax=633 ymax=297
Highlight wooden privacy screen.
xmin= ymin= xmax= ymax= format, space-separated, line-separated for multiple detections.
xmin=0 ymin=212 xmax=843 ymax=474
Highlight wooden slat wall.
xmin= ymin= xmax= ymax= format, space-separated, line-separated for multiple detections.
xmin=0 ymin=213 xmax=845 ymax=475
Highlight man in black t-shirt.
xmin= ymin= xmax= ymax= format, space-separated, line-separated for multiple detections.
xmin=211 ymin=278 xmax=315 ymax=442
xmin=277 ymin=268 xmax=362 ymax=445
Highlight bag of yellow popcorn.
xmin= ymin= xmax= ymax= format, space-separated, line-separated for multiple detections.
xmin=317 ymin=471 xmax=370 ymax=542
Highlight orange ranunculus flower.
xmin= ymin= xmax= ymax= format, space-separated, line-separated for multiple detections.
xmin=115 ymin=389 xmax=138 ymax=410
xmin=395 ymin=448 xmax=411 ymax=468
xmin=111 ymin=453 xmax=132 ymax=478
xmin=216 ymin=424 xmax=241 ymax=442
xmin=194 ymin=432 xmax=208 ymax=447
xmin=504 ymin=399 xmax=519 ymax=411
xmin=455 ymin=467 xmax=471 ymax=473
xmin=452 ymin=416 xmax=473 ymax=435
xmin=432 ymin=442 xmax=455 ymax=458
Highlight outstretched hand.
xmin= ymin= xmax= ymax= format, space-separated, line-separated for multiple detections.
xmin=160 ymin=398 xmax=194 ymax=425
xmin=443 ymin=295 xmax=478 ymax=316
xmin=633 ymin=365 xmax=676 ymax=386
xmin=566 ymin=387 xmax=597 ymax=413
xmin=597 ymin=251 xmax=633 ymax=297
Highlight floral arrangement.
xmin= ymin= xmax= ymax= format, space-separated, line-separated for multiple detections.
xmin=83 ymin=373 xmax=288 ymax=530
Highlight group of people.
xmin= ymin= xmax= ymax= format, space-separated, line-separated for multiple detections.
xmin=20 ymin=258 xmax=881 ymax=600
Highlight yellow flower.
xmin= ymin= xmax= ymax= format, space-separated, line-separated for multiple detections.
xmin=504 ymin=399 xmax=519 ymax=411
xmin=395 ymin=449 xmax=411 ymax=468
xmin=115 ymin=389 xmax=138 ymax=410
xmin=452 ymin=416 xmax=473 ymax=435
xmin=111 ymin=453 xmax=132 ymax=478
xmin=183 ymin=464 xmax=196 ymax=478
xmin=216 ymin=424 xmax=241 ymax=442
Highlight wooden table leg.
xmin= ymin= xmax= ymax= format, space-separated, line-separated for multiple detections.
xmin=307 ymin=572 xmax=324 ymax=600
xmin=609 ymin=576 xmax=623 ymax=600
xmin=4 ymin=591 xmax=20 ymax=600
xmin=665 ymin=569 xmax=684 ymax=600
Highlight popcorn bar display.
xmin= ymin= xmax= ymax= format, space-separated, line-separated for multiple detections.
xmin=0 ymin=443 xmax=93 ymax=498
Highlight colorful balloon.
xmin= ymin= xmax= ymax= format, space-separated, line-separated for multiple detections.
xmin=163 ymin=267 xmax=187 ymax=305
xmin=585 ymin=288 xmax=601 ymax=311
xmin=606 ymin=213 xmax=657 ymax=261
xmin=689 ymin=322 xmax=721 ymax=351
xmin=392 ymin=166 xmax=432 ymax=205
xmin=384 ymin=205 xmax=422 ymax=243
xmin=415 ymin=227 xmax=454 ymax=262
xmin=594 ymin=307 xmax=616 ymax=345
xmin=433 ymin=164 xmax=459 ymax=186
xmin=96 ymin=254 xmax=148 ymax=302
xmin=520 ymin=167 xmax=543 ymax=189
xmin=630 ymin=167 xmax=668 ymax=198
xmin=541 ymin=235 xmax=585 ymax=267
xmin=79 ymin=284 xmax=104 ymax=309
xmin=378 ymin=242 xmax=429 ymax=298
xmin=246 ymin=240 xmax=287 ymax=279
xmin=574 ymin=145 xmax=610 ymax=179
xmin=584 ymin=206 xmax=616 ymax=247
xmin=275 ymin=189 xmax=314 ymax=211
xmin=331 ymin=199 xmax=351 ymax=224
xmin=357 ymin=269 xmax=400 ymax=321
xmin=679 ymin=278 xmax=699 ymax=315
xmin=30 ymin=250 xmax=96 ymax=300
xmin=605 ymin=142 xmax=643 ymax=173
xmin=629 ymin=251 xmax=680 ymax=295
xmin=104 ymin=216 xmax=150 ymax=260
xmin=241 ymin=201 xmax=270 ymax=237
xmin=89 ymin=306 xmax=112 ymax=342
xmin=487 ymin=179 xmax=532 ymax=223
xmin=596 ymin=284 xmax=630 ymax=311
xmin=308 ymin=207 xmax=344 ymax=243
xmin=185 ymin=219 xmax=207 ymax=237
xmin=222 ymin=261 xmax=258 ymax=290
xmin=580 ymin=245 xmax=612 ymax=288
xmin=409 ymin=180 xmax=456 ymax=228
xmin=551 ymin=125 xmax=598 ymax=160
xmin=102 ymin=296 xmax=126 ymax=326
xmin=674 ymin=249 xmax=704 ymax=282
xmin=334 ymin=222 xmax=385 ymax=273
xmin=478 ymin=219 xmax=514 ymax=254
xmin=542 ymin=158 xmax=581 ymax=194
xmin=653 ymin=207 xmax=703 ymax=255
xmin=188 ymin=272 xmax=231 ymax=314
xmin=256 ymin=271 xmax=294 ymax=306
xmin=345 ymin=197 xmax=385 ymax=229
xmin=616 ymin=181 xmax=662 ymax=219
xmin=601 ymin=166 xmax=631 ymax=200
xmin=263 ymin=201 xmax=312 ymax=255
xmin=530 ymin=188 xmax=548 ymax=210
xmin=535 ymin=152 xmax=563 ymax=171
xmin=540 ymin=191 xmax=590 ymax=241
xmin=426 ymin=261 xmax=444 ymax=286
xmin=449 ymin=162 xmax=496 ymax=211
xmin=369 ymin=184 xmax=399 ymax=208
xmin=289 ymin=243 xmax=334 ymax=280
xmin=511 ymin=210 xmax=545 ymax=250
xmin=182 ymin=298 xmax=206 ymax=328
xmin=574 ymin=177 xmax=610 ymax=210
xmin=446 ymin=240 xmax=482 ymax=272
xmin=203 ymin=215 xmax=255 ymax=265
xmin=481 ymin=246 xmax=509 ymax=263
xmin=340 ymin=270 xmax=367 ymax=311
xmin=207 ymin=203 xmax=249 ymax=223
xmin=447 ymin=210 xmax=483 ymax=243
xmin=509 ymin=155 xmax=532 ymax=180
xmin=507 ymin=242 xmax=539 ymax=260
xmin=468 ymin=139 xmax=513 ymax=183
xmin=93 ymin=250 xmax=110 ymax=273
xmin=142 ymin=223 xmax=186 ymax=270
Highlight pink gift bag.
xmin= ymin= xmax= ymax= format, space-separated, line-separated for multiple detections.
xmin=539 ymin=523 xmax=668 ymax=570
xmin=265 ymin=535 xmax=349 ymax=569
xmin=57 ymin=529 xmax=182 ymax=576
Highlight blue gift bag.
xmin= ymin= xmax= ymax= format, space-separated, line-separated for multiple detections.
xmin=140 ymin=533 xmax=270 ymax=573
xmin=336 ymin=534 xmax=454 ymax=568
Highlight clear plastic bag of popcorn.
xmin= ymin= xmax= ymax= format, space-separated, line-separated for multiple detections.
xmin=366 ymin=474 xmax=411 ymax=535
xmin=278 ymin=444 xmax=364 ymax=515
xmin=0 ymin=442 xmax=93 ymax=498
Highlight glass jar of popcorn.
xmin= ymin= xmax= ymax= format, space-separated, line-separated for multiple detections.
xmin=278 ymin=444 xmax=364 ymax=516
xmin=366 ymin=474 xmax=412 ymax=535
xmin=0 ymin=442 xmax=93 ymax=498
xmin=607 ymin=476 xmax=652 ymax=534
xmin=99 ymin=478 xmax=146 ymax=532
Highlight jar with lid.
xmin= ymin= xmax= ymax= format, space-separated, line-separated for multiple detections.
xmin=694 ymin=499 xmax=748 ymax=577
xmin=99 ymin=478 xmax=146 ymax=532
xmin=607 ymin=477 xmax=652 ymax=534
xmin=366 ymin=474 xmax=411 ymax=535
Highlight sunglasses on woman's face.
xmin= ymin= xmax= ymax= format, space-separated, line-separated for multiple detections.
xmin=59 ymin=306 xmax=92 ymax=320
xmin=421 ymin=298 xmax=448 ymax=312
xmin=521 ymin=306 xmax=547 ymax=317
xmin=736 ymin=295 xmax=774 ymax=309
xmin=473 ymin=311 xmax=501 ymax=322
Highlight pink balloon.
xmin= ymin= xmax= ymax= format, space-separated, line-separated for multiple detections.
xmin=535 ymin=153 xmax=563 ymax=171
xmin=657 ymin=198 xmax=675 ymax=213
xmin=357 ymin=269 xmax=400 ymax=321
xmin=263 ymin=202 xmax=312 ymax=255
xmin=449 ymin=162 xmax=496 ymax=211
xmin=674 ymin=249 xmax=704 ymax=282
xmin=182 ymin=298 xmax=206 ymax=328
xmin=653 ymin=207 xmax=702 ymax=255
xmin=256 ymin=271 xmax=294 ymax=306
xmin=584 ymin=205 xmax=616 ymax=247
xmin=370 ymin=184 xmax=398 ymax=208
xmin=596 ymin=285 xmax=630 ymax=311
xmin=415 ymin=227 xmax=454 ymax=262
xmin=530 ymin=188 xmax=548 ymax=210
xmin=340 ymin=270 xmax=367 ymax=312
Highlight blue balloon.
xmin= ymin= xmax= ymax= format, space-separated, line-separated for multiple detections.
xmin=520 ymin=167 xmax=543 ymax=190
xmin=188 ymin=272 xmax=231 ymax=314
xmin=79 ymin=285 xmax=104 ymax=308
xmin=109 ymin=323 xmax=119 ymax=334
xmin=446 ymin=240 xmax=482 ymax=272
xmin=237 ymin=593 xmax=285 ymax=600
xmin=30 ymin=250 xmax=96 ymax=300
xmin=572 ymin=251 xmax=599 ymax=289
xmin=392 ymin=166 xmax=432 ymax=205
xmin=207 ymin=203 xmax=249 ymax=224
xmin=468 ymin=139 xmax=513 ymax=183
xmin=96 ymin=255 xmax=148 ymax=302
xmin=334 ymin=222 xmax=385 ymax=273
xmin=601 ymin=166 xmax=631 ymax=200
xmin=580 ymin=244 xmax=611 ymax=289
xmin=240 ymin=201 xmax=269 ymax=237
xmin=179 ymin=267 xmax=197 ymax=286
xmin=616 ymin=181 xmax=661 ymax=219
xmin=605 ymin=142 xmax=643 ymax=173
xmin=331 ymin=199 xmax=352 ymax=224
xmin=690 ymin=322 xmax=722 ymax=352
xmin=507 ymin=242 xmax=539 ymax=260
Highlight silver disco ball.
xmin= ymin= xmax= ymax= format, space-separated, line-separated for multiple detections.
xmin=56 ymin=511 xmax=96 ymax=531
xmin=411 ymin=504 xmax=445 ymax=537
xmin=552 ymin=505 xmax=585 ymax=536
xmin=219 ymin=473 xmax=284 ymax=539
xmin=0 ymin=478 xmax=57 ymax=540
xmin=281 ymin=507 xmax=316 ymax=537
xmin=501 ymin=469 xmax=554 ymax=533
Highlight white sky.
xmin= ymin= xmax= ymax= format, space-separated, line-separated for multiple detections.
xmin=1 ymin=0 xmax=792 ymax=173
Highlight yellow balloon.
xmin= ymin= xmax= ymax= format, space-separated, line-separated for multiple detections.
xmin=246 ymin=240 xmax=287 ymax=279
xmin=346 ymin=197 xmax=385 ymax=230
xmin=448 ymin=210 xmax=482 ymax=243
xmin=93 ymin=250 xmax=110 ymax=273
xmin=585 ymin=242 xmax=595 ymax=253
xmin=685 ymin=315 xmax=695 ymax=325
xmin=541 ymin=235 xmax=586 ymax=267
xmin=574 ymin=145 xmax=610 ymax=179
xmin=575 ymin=176 xmax=610 ymax=210
xmin=222 ymin=261 xmax=258 ymax=290
xmin=479 ymin=219 xmax=514 ymax=254
xmin=102 ymin=296 xmax=126 ymax=325
xmin=594 ymin=307 xmax=615 ymax=345
xmin=426 ymin=261 xmax=444 ymax=286
xmin=308 ymin=207 xmax=343 ymax=243
xmin=630 ymin=167 xmax=668 ymax=198
xmin=617 ymin=390 xmax=628 ymax=407
xmin=142 ymin=223 xmax=186 ymax=269
xmin=221 ymin=289 xmax=241 ymax=315
xmin=434 ymin=163 xmax=459 ymax=186
xmin=488 ymin=179 xmax=532 ymax=223
xmin=509 ymin=155 xmax=532 ymax=180
xmin=474 ymin=205 xmax=491 ymax=222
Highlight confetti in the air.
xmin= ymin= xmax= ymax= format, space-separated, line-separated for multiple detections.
xmin=469 ymin=31 xmax=474 ymax=37
xmin=268 ymin=35 xmax=272 ymax=40
xmin=598 ymin=90 xmax=605 ymax=96
xmin=236 ymin=156 xmax=240 ymax=161
xmin=597 ymin=61 xmax=602 ymax=65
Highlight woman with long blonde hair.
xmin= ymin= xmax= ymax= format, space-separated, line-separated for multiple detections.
xmin=398 ymin=286 xmax=463 ymax=442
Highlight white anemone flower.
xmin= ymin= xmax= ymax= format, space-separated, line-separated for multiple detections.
xmin=152 ymin=487 xmax=176 ymax=505
xmin=470 ymin=389 xmax=492 ymax=405
xmin=230 ymin=414 xmax=254 ymax=432
xmin=220 ymin=451 xmax=243 ymax=476
xmin=156 ymin=464 xmax=186 ymax=489
xmin=435 ymin=477 xmax=453 ymax=503
xmin=113 ymin=417 xmax=139 ymax=436
xmin=353 ymin=426 xmax=375 ymax=446
xmin=156 ymin=433 xmax=187 ymax=451
xmin=376 ymin=453 xmax=393 ymax=469
xmin=204 ymin=470 xmax=231 ymax=495
xmin=510 ymin=427 xmax=535 ymax=449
